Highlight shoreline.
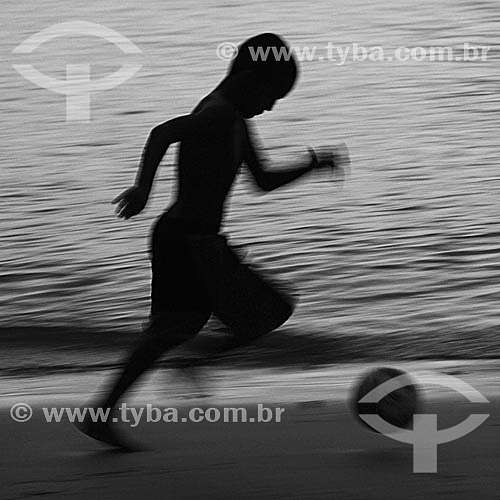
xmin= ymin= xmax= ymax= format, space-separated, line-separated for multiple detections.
xmin=2 ymin=359 xmax=499 ymax=408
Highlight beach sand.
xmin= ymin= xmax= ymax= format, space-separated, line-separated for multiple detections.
xmin=2 ymin=362 xmax=500 ymax=499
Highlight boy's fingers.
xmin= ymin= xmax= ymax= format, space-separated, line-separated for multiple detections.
xmin=112 ymin=193 xmax=126 ymax=204
xmin=115 ymin=203 xmax=127 ymax=215
xmin=115 ymin=200 xmax=130 ymax=214
xmin=112 ymin=187 xmax=135 ymax=204
xmin=338 ymin=143 xmax=351 ymax=166
xmin=307 ymin=147 xmax=318 ymax=169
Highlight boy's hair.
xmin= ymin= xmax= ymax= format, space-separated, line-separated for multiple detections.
xmin=228 ymin=33 xmax=298 ymax=99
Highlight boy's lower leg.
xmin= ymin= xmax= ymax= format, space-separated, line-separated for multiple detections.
xmin=98 ymin=311 xmax=210 ymax=409
xmin=76 ymin=311 xmax=209 ymax=448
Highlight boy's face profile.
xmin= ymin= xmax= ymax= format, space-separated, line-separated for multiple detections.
xmin=239 ymin=82 xmax=280 ymax=118
xmin=243 ymin=95 xmax=277 ymax=118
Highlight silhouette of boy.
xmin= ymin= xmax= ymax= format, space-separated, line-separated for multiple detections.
xmin=76 ymin=33 xmax=349 ymax=448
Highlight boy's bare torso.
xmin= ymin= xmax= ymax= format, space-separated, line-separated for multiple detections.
xmin=167 ymin=92 xmax=246 ymax=233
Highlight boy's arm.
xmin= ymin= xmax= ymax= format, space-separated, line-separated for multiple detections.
xmin=243 ymin=121 xmax=315 ymax=192
xmin=114 ymin=103 xmax=231 ymax=219
xmin=133 ymin=125 xmax=171 ymax=194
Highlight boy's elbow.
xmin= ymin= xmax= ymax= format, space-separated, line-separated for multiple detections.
xmin=255 ymin=178 xmax=275 ymax=192
xmin=151 ymin=119 xmax=177 ymax=143
xmin=150 ymin=124 xmax=164 ymax=142
xmin=255 ymin=169 xmax=276 ymax=192
xmin=248 ymin=177 xmax=270 ymax=193
xmin=246 ymin=163 xmax=275 ymax=192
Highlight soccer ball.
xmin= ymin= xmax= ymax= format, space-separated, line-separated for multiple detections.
xmin=351 ymin=367 xmax=420 ymax=431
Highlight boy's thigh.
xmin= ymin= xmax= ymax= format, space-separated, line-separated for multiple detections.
xmin=150 ymin=228 xmax=211 ymax=315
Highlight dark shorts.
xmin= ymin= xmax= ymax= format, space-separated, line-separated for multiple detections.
xmin=149 ymin=214 xmax=213 ymax=316
xmin=147 ymin=212 xmax=295 ymax=338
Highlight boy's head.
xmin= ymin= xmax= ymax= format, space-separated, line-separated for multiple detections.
xmin=225 ymin=33 xmax=298 ymax=118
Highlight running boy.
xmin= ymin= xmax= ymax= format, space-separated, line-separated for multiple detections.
xmin=77 ymin=32 xmax=349 ymax=447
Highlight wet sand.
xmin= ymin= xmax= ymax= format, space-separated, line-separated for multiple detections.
xmin=2 ymin=362 xmax=500 ymax=499
xmin=2 ymin=402 xmax=500 ymax=500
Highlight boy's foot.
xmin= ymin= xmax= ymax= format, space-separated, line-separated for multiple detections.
xmin=74 ymin=410 xmax=140 ymax=451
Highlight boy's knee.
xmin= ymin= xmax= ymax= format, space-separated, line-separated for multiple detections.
xmin=143 ymin=310 xmax=210 ymax=344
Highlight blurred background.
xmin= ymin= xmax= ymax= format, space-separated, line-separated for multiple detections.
xmin=2 ymin=0 xmax=500 ymax=379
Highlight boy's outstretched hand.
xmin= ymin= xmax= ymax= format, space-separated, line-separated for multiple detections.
xmin=309 ymin=143 xmax=351 ymax=184
xmin=112 ymin=186 xmax=149 ymax=219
